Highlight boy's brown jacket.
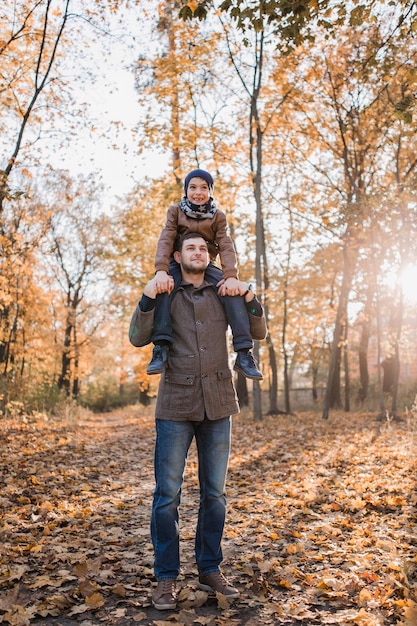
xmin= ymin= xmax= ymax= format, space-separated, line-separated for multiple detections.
xmin=154 ymin=204 xmax=238 ymax=280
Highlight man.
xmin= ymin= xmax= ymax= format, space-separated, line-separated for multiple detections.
xmin=129 ymin=233 xmax=267 ymax=610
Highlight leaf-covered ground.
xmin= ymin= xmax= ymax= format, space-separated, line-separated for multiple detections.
xmin=1 ymin=406 xmax=416 ymax=626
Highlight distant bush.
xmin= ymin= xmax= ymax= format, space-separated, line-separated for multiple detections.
xmin=27 ymin=382 xmax=67 ymax=414
xmin=0 ymin=376 xmax=67 ymax=419
xmin=0 ymin=374 xmax=154 ymax=418
xmin=79 ymin=378 xmax=152 ymax=412
xmin=399 ymin=379 xmax=417 ymax=411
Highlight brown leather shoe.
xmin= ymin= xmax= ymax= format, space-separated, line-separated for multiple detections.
xmin=198 ymin=572 xmax=240 ymax=598
xmin=152 ymin=579 xmax=177 ymax=610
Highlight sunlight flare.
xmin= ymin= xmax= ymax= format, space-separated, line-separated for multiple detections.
xmin=399 ymin=263 xmax=417 ymax=305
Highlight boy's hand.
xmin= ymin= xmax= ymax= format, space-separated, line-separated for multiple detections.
xmin=155 ymin=270 xmax=175 ymax=294
xmin=143 ymin=277 xmax=159 ymax=299
xmin=217 ymin=277 xmax=249 ymax=297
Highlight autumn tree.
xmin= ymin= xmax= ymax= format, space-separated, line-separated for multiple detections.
xmin=0 ymin=1 xmax=72 ymax=380
xmin=0 ymin=0 xmax=144 ymax=409
xmin=39 ymin=172 xmax=109 ymax=397
xmin=379 ymin=58 xmax=417 ymax=415
xmin=0 ymin=182 xmax=51 ymax=379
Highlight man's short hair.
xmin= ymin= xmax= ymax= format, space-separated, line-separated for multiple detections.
xmin=176 ymin=232 xmax=208 ymax=252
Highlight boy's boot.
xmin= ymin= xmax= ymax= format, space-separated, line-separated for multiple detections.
xmin=147 ymin=344 xmax=169 ymax=375
xmin=234 ymin=350 xmax=263 ymax=380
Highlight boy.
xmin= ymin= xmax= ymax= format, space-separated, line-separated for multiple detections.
xmin=147 ymin=168 xmax=262 ymax=380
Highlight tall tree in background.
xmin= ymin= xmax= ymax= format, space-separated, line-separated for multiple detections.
xmin=0 ymin=0 xmax=130 ymax=383
xmin=223 ymin=25 xmax=270 ymax=419
xmin=0 ymin=1 xmax=71 ymax=374
xmin=218 ymin=12 xmax=300 ymax=417
xmin=42 ymin=173 xmax=108 ymax=397
xmin=0 ymin=184 xmax=50 ymax=376
xmin=383 ymin=56 xmax=417 ymax=415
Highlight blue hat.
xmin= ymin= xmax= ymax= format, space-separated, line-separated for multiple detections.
xmin=184 ymin=169 xmax=214 ymax=195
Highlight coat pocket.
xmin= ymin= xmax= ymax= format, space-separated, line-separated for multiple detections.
xmin=216 ymin=368 xmax=236 ymax=406
xmin=164 ymin=372 xmax=196 ymax=411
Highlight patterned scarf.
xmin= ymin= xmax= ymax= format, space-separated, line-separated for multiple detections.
xmin=180 ymin=197 xmax=217 ymax=220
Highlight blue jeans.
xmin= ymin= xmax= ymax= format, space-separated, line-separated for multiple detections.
xmin=151 ymin=417 xmax=231 ymax=580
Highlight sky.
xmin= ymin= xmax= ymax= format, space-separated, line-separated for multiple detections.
xmin=44 ymin=3 xmax=169 ymax=212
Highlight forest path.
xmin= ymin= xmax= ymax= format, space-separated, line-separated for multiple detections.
xmin=1 ymin=406 xmax=416 ymax=625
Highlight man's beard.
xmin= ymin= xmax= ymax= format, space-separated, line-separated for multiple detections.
xmin=181 ymin=259 xmax=208 ymax=275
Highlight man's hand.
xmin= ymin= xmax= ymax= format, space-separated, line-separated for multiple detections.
xmin=155 ymin=270 xmax=175 ymax=294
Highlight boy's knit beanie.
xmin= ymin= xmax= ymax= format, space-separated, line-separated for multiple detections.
xmin=184 ymin=169 xmax=214 ymax=195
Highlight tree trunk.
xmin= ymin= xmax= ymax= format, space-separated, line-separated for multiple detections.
xmin=322 ymin=228 xmax=358 ymax=419
xmin=329 ymin=342 xmax=342 ymax=409
xmin=236 ymin=372 xmax=249 ymax=406
xmin=266 ymin=336 xmax=280 ymax=414
xmin=282 ymin=205 xmax=293 ymax=415
xmin=140 ymin=386 xmax=151 ymax=406
xmin=249 ymin=29 xmax=277 ymax=420
xmin=375 ymin=284 xmax=385 ymax=416
xmin=58 ymin=318 xmax=72 ymax=394
xmin=357 ymin=286 xmax=372 ymax=405
xmin=72 ymin=328 xmax=80 ymax=398
xmin=312 ymin=363 xmax=319 ymax=402
xmin=163 ymin=1 xmax=182 ymax=186
xmin=390 ymin=291 xmax=403 ymax=418
xmin=343 ymin=325 xmax=350 ymax=412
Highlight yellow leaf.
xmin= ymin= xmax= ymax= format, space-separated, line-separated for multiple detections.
xmin=358 ymin=588 xmax=373 ymax=606
xmin=30 ymin=544 xmax=43 ymax=553
xmin=2 ymin=605 xmax=32 ymax=626
xmin=111 ymin=583 xmax=126 ymax=597
xmin=276 ymin=578 xmax=292 ymax=589
xmin=285 ymin=544 xmax=299 ymax=554
xmin=85 ymin=592 xmax=105 ymax=609
xmin=40 ymin=500 xmax=54 ymax=513
xmin=216 ymin=591 xmax=234 ymax=609
xmin=403 ymin=599 xmax=417 ymax=625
